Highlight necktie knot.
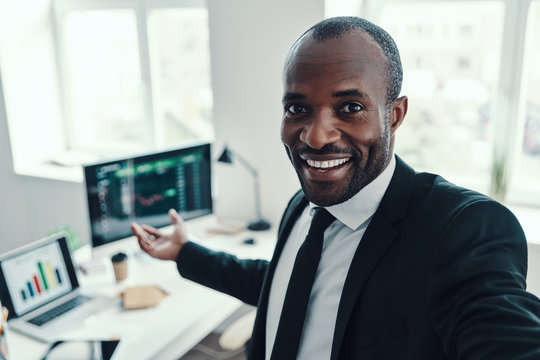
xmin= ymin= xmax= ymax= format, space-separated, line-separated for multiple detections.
xmin=309 ymin=207 xmax=335 ymax=236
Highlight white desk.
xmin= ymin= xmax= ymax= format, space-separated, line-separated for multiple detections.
xmin=5 ymin=215 xmax=276 ymax=360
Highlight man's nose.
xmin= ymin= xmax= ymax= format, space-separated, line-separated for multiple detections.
xmin=299 ymin=112 xmax=340 ymax=149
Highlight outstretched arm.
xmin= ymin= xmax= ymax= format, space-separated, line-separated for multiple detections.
xmin=131 ymin=208 xmax=270 ymax=305
xmin=430 ymin=200 xmax=540 ymax=359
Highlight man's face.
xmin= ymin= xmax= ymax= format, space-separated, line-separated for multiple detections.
xmin=281 ymin=30 xmax=406 ymax=206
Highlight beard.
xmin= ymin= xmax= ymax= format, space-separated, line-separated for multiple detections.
xmin=289 ymin=123 xmax=391 ymax=207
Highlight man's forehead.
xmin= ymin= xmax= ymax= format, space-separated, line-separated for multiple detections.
xmin=286 ymin=29 xmax=384 ymax=67
xmin=283 ymin=30 xmax=387 ymax=91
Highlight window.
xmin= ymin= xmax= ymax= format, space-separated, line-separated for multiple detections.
xmin=0 ymin=0 xmax=212 ymax=180
xmin=326 ymin=0 xmax=540 ymax=210
xmin=59 ymin=9 xmax=145 ymax=152
xmin=147 ymin=8 xmax=213 ymax=147
xmin=54 ymin=0 xmax=213 ymax=156
xmin=377 ymin=1 xmax=504 ymax=194
xmin=508 ymin=1 xmax=540 ymax=205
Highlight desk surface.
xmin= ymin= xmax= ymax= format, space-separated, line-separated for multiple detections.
xmin=5 ymin=215 xmax=276 ymax=360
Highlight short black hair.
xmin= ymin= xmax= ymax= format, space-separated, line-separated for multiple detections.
xmin=302 ymin=16 xmax=403 ymax=107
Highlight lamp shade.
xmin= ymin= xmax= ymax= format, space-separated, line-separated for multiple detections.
xmin=217 ymin=147 xmax=233 ymax=164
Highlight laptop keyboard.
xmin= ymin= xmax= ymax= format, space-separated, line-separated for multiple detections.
xmin=28 ymin=295 xmax=91 ymax=326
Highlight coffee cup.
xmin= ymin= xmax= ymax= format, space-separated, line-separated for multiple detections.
xmin=111 ymin=252 xmax=128 ymax=282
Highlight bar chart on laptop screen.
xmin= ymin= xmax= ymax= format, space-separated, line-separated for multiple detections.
xmin=1 ymin=241 xmax=71 ymax=315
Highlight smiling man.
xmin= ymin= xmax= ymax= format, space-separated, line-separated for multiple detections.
xmin=131 ymin=17 xmax=540 ymax=359
xmin=280 ymin=20 xmax=406 ymax=207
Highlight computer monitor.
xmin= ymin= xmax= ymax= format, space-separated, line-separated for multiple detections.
xmin=83 ymin=142 xmax=213 ymax=249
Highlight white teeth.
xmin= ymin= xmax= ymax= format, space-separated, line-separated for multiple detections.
xmin=306 ymin=158 xmax=350 ymax=169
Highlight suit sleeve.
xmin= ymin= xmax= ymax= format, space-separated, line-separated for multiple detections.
xmin=428 ymin=199 xmax=540 ymax=359
xmin=176 ymin=241 xmax=269 ymax=306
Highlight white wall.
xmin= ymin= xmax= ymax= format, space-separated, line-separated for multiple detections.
xmin=0 ymin=70 xmax=28 ymax=252
xmin=0 ymin=0 xmax=323 ymax=254
xmin=527 ymin=244 xmax=540 ymax=296
xmin=208 ymin=0 xmax=322 ymax=224
xmin=0 ymin=66 xmax=89 ymax=252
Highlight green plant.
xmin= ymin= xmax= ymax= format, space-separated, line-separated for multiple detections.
xmin=48 ymin=225 xmax=82 ymax=252
xmin=490 ymin=154 xmax=508 ymax=203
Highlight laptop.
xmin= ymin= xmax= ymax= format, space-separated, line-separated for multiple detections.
xmin=0 ymin=233 xmax=117 ymax=342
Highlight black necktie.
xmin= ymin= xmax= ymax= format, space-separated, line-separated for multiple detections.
xmin=270 ymin=207 xmax=336 ymax=359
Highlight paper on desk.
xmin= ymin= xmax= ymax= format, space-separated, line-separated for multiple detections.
xmin=121 ymin=285 xmax=169 ymax=310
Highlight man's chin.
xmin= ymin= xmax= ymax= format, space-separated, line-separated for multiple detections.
xmin=301 ymin=184 xmax=351 ymax=207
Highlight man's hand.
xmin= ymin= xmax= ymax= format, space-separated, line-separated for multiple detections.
xmin=130 ymin=209 xmax=188 ymax=261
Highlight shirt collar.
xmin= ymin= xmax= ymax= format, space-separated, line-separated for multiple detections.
xmin=309 ymin=155 xmax=396 ymax=231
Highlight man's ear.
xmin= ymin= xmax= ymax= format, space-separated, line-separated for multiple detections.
xmin=389 ymin=96 xmax=408 ymax=134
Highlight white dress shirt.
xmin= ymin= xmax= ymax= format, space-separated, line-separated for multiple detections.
xmin=266 ymin=155 xmax=396 ymax=360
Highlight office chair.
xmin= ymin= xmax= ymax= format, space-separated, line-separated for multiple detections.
xmin=190 ymin=310 xmax=256 ymax=359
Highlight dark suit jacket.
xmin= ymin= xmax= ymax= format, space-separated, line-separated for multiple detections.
xmin=177 ymin=156 xmax=540 ymax=359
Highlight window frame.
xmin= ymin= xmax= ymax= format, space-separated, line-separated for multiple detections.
xmin=51 ymin=0 xmax=209 ymax=153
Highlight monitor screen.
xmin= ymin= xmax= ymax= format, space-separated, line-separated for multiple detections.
xmin=83 ymin=143 xmax=213 ymax=248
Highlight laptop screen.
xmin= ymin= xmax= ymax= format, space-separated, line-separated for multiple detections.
xmin=0 ymin=234 xmax=79 ymax=318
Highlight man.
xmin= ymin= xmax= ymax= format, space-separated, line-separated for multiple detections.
xmin=131 ymin=16 xmax=540 ymax=359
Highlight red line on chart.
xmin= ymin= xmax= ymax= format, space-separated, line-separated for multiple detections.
xmin=136 ymin=194 xmax=164 ymax=207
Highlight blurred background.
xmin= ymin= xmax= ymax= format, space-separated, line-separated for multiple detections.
xmin=0 ymin=0 xmax=539 ymax=291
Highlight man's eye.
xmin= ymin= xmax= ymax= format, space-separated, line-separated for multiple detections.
xmin=286 ymin=104 xmax=307 ymax=114
xmin=341 ymin=103 xmax=363 ymax=113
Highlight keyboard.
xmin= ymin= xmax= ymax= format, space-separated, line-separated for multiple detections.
xmin=28 ymin=295 xmax=91 ymax=326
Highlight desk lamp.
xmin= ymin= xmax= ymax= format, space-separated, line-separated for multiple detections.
xmin=217 ymin=146 xmax=271 ymax=231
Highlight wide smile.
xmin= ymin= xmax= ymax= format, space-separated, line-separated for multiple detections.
xmin=298 ymin=154 xmax=353 ymax=181
xmin=305 ymin=157 xmax=351 ymax=172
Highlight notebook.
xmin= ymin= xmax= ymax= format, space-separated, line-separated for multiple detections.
xmin=0 ymin=233 xmax=117 ymax=342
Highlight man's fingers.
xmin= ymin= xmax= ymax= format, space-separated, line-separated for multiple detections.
xmin=141 ymin=224 xmax=161 ymax=237
xmin=131 ymin=222 xmax=145 ymax=238
xmin=131 ymin=222 xmax=154 ymax=249
xmin=169 ymin=208 xmax=184 ymax=226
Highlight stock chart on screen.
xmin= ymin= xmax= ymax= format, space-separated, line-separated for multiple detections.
xmin=84 ymin=143 xmax=212 ymax=247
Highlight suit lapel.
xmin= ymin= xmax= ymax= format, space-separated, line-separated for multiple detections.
xmin=248 ymin=190 xmax=308 ymax=360
xmin=330 ymin=156 xmax=416 ymax=360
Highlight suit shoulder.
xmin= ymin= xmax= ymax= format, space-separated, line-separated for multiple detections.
xmin=412 ymin=172 xmax=514 ymax=221
xmin=277 ymin=190 xmax=307 ymax=236
xmin=411 ymin=172 xmax=526 ymax=255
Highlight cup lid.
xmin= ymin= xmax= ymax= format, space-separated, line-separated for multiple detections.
xmin=111 ymin=252 xmax=128 ymax=262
